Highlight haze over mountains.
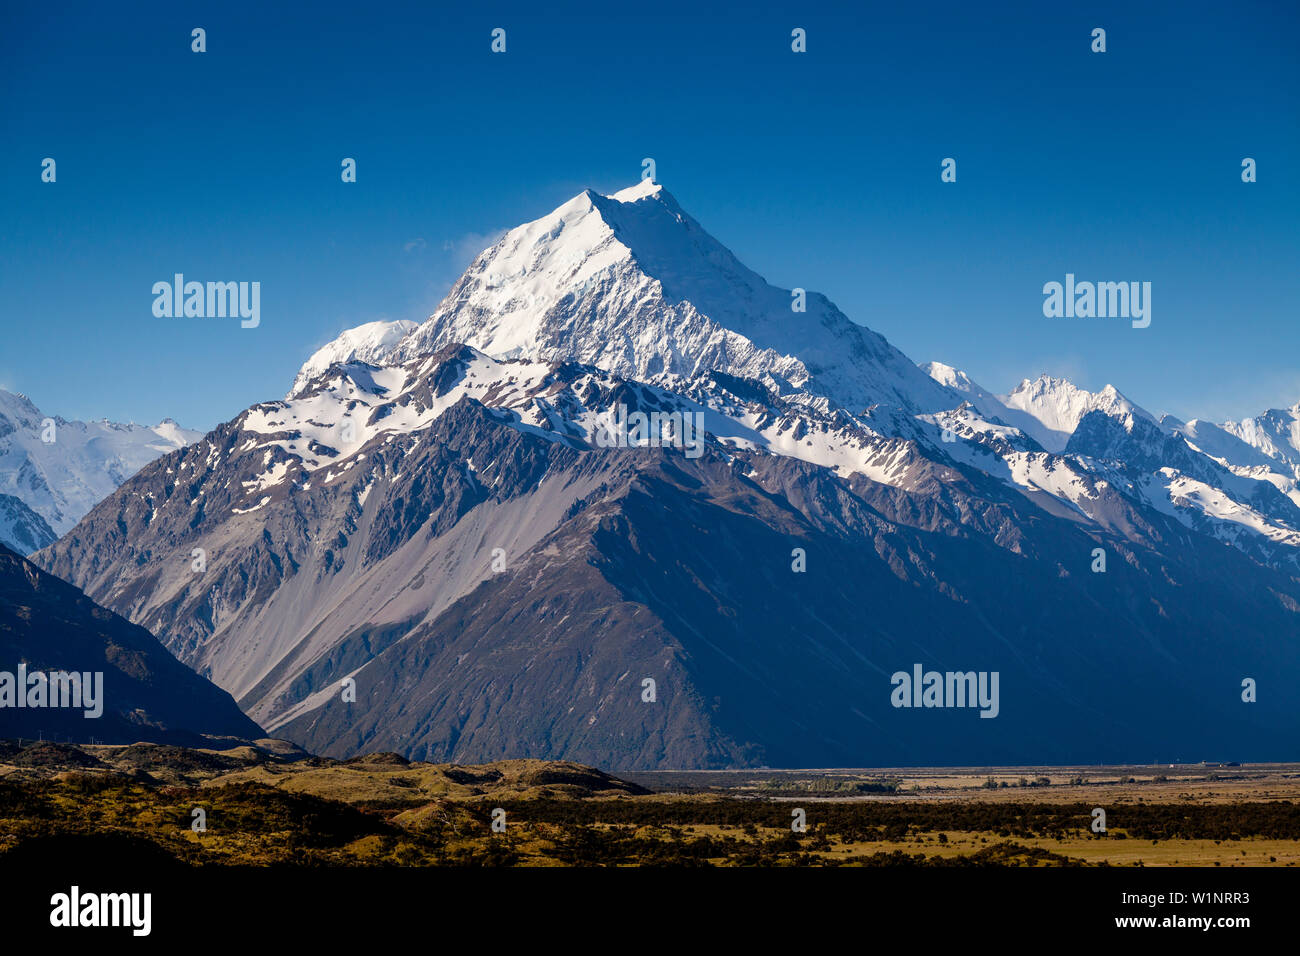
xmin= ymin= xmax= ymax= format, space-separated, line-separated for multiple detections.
xmin=24 ymin=181 xmax=1300 ymax=768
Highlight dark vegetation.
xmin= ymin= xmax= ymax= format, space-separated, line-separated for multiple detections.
xmin=491 ymin=798 xmax=1300 ymax=842
xmin=3 ymin=767 xmax=1297 ymax=868
xmin=2 ymin=741 xmax=1295 ymax=867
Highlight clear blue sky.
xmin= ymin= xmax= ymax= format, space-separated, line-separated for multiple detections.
xmin=2 ymin=0 xmax=1296 ymax=430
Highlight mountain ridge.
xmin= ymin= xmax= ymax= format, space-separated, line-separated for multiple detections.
xmin=0 ymin=388 xmax=202 ymax=550
xmin=29 ymin=181 xmax=1300 ymax=767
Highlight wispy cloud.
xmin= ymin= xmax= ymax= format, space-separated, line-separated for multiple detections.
xmin=441 ymin=230 xmax=506 ymax=270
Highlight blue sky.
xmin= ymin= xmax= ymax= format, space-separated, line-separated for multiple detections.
xmin=2 ymin=0 xmax=1296 ymax=430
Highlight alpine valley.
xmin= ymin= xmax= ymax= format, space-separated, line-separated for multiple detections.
xmin=30 ymin=181 xmax=1300 ymax=769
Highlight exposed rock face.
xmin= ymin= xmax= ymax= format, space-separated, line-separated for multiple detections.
xmin=0 ymin=493 xmax=55 ymax=555
xmin=31 ymin=345 xmax=1300 ymax=766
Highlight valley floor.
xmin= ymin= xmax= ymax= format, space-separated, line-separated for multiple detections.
xmin=1 ymin=741 xmax=1296 ymax=867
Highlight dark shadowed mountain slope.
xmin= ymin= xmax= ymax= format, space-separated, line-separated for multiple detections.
xmin=0 ymin=543 xmax=263 ymax=745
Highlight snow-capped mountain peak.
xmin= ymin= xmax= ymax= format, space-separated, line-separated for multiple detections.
xmin=997 ymin=374 xmax=1153 ymax=452
xmin=390 ymin=182 xmax=960 ymax=418
xmin=920 ymin=361 xmax=973 ymax=391
xmin=289 ymin=319 xmax=418 ymax=399
xmin=1218 ymin=404 xmax=1300 ymax=476
xmin=606 ymin=178 xmax=664 ymax=203
xmin=0 ymin=389 xmax=45 ymax=429
xmin=283 ymin=188 xmax=1300 ymax=579
xmin=919 ymin=361 xmax=1013 ymax=419
xmin=0 ymin=389 xmax=201 ymax=545
xmin=30 ymin=178 xmax=1300 ymax=771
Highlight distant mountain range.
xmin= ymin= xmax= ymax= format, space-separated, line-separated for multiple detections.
xmin=0 ymin=389 xmax=201 ymax=553
xmin=28 ymin=180 xmax=1300 ymax=768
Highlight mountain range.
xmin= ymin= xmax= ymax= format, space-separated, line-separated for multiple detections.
xmin=0 ymin=389 xmax=201 ymax=554
xmin=26 ymin=180 xmax=1300 ymax=768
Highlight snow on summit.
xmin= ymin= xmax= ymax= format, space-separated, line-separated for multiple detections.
xmin=390 ymin=182 xmax=960 ymax=417
xmin=272 ymin=183 xmax=1300 ymax=571
xmin=0 ymin=388 xmax=201 ymax=539
xmin=1219 ymin=403 xmax=1300 ymax=476
xmin=607 ymin=179 xmax=664 ymax=202
xmin=290 ymin=319 xmax=418 ymax=398
xmin=997 ymin=375 xmax=1154 ymax=453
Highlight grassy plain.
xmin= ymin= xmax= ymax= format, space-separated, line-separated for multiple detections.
xmin=2 ymin=741 xmax=1296 ymax=866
